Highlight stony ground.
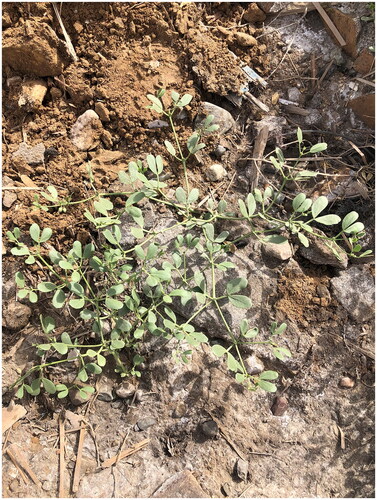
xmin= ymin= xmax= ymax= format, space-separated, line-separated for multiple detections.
xmin=2 ymin=2 xmax=375 ymax=498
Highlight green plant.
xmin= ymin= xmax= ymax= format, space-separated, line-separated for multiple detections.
xmin=7 ymin=90 xmax=371 ymax=401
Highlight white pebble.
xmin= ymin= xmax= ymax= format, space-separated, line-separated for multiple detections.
xmin=206 ymin=164 xmax=227 ymax=182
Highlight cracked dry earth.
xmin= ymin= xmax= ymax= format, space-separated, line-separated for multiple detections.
xmin=2 ymin=1 xmax=375 ymax=498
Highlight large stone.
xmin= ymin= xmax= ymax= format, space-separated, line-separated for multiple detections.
xmin=326 ymin=8 xmax=361 ymax=58
xmin=152 ymin=470 xmax=206 ymax=498
xmin=348 ymin=94 xmax=375 ymax=128
xmin=12 ymin=142 xmax=46 ymax=165
xmin=299 ymin=231 xmax=348 ymax=269
xmin=70 ymin=110 xmax=103 ymax=151
xmin=331 ymin=266 xmax=374 ymax=322
xmin=2 ymin=21 xmax=67 ymax=76
xmin=196 ymin=102 xmax=235 ymax=135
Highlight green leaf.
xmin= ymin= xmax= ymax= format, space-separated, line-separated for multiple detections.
xmin=171 ymin=90 xmax=180 ymax=102
xmin=259 ymin=370 xmax=279 ymax=380
xmin=297 ymin=127 xmax=303 ymax=144
xmin=344 ymin=222 xmax=365 ymax=234
xmin=229 ymin=295 xmax=252 ymax=309
xmin=17 ymin=289 xmax=29 ymax=299
xmin=40 ymin=315 xmax=55 ymax=334
xmin=107 ymin=284 xmax=124 ymax=296
xmin=273 ymin=347 xmax=292 ymax=361
xmin=52 ymin=343 xmax=68 ymax=355
xmin=83 ymin=242 xmax=95 ymax=259
xmin=42 ymin=378 xmax=56 ymax=394
xmin=69 ymin=297 xmax=85 ymax=309
xmin=211 ymin=344 xmax=227 ymax=357
xmin=292 ymin=193 xmax=306 ymax=212
xmin=59 ymin=260 xmax=73 ymax=270
xmin=11 ymin=246 xmax=30 ymax=256
xmin=187 ymin=188 xmax=199 ymax=204
xmin=71 ymin=270 xmax=81 ymax=283
xmin=294 ymin=170 xmax=318 ymax=180
xmin=77 ymin=368 xmax=88 ymax=382
xmin=111 ymin=339 xmax=125 ymax=349
xmin=311 ymin=196 xmax=328 ymax=219
xmin=131 ymin=227 xmax=144 ymax=239
xmin=227 ymin=277 xmax=248 ymax=295
xmin=244 ymin=328 xmax=259 ymax=339
xmin=80 ymin=309 xmax=96 ymax=320
xmin=257 ymin=380 xmax=277 ymax=392
xmin=40 ymin=228 xmax=53 ymax=243
xmin=81 ymin=385 xmax=95 ymax=394
xmin=238 ymin=199 xmax=248 ymax=218
xmin=94 ymin=197 xmax=113 ymax=216
xmin=177 ymin=94 xmax=193 ymax=107
xmin=204 ymin=223 xmax=215 ymax=241
xmin=314 ymin=214 xmax=341 ymax=225
xmin=227 ymin=352 xmax=243 ymax=372
xmin=146 ymin=94 xmax=163 ymax=112
xmin=246 ymin=193 xmax=256 ymax=216
xmin=273 ymin=322 xmax=287 ymax=335
xmin=187 ymin=133 xmax=199 ymax=153
xmin=16 ymin=385 xmax=24 ymax=399
xmin=263 ymin=235 xmax=288 ymax=244
xmin=164 ymin=140 xmax=176 ymax=156
xmin=105 ymin=297 xmax=124 ymax=310
xmin=25 ymin=255 xmax=36 ymax=265
xmin=29 ymin=291 xmax=38 ymax=303
xmin=342 ymin=211 xmax=359 ymax=231
xmin=29 ymin=223 xmax=41 ymax=242
xmin=52 ymin=289 xmax=66 ymax=308
xmin=37 ymin=282 xmax=57 ymax=292
xmin=57 ymin=390 xmax=69 ymax=399
xmin=86 ymin=363 xmax=102 ymax=374
xmin=61 ymin=332 xmax=72 ymax=345
xmin=15 ymin=271 xmax=25 ymax=288
xmin=309 ymin=143 xmax=327 ymax=153
xmin=37 ymin=343 xmax=51 ymax=351
xmin=97 ymin=354 xmax=106 ymax=367
xmin=146 ymin=243 xmax=159 ymax=260
xmin=297 ymin=232 xmax=309 ymax=247
xmin=134 ymin=245 xmax=145 ymax=260
xmin=175 ymin=187 xmax=187 ymax=204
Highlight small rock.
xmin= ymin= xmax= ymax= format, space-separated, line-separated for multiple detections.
xmin=243 ymin=3 xmax=266 ymax=22
xmin=101 ymin=129 xmax=113 ymax=148
xmin=196 ymin=102 xmax=235 ymax=135
xmin=2 ymin=301 xmax=32 ymax=330
xmin=147 ymin=119 xmax=169 ymax=129
xmin=339 ymin=376 xmax=355 ymax=389
xmin=271 ymin=396 xmax=288 ymax=416
xmin=201 ymin=420 xmax=218 ymax=438
xmin=3 ymin=279 xmax=16 ymax=301
xmin=354 ymin=48 xmax=375 ymax=75
xmin=13 ymin=142 xmax=46 ymax=165
xmin=70 ymin=110 xmax=103 ymax=151
xmin=271 ymin=92 xmax=280 ymax=105
xmin=44 ymin=147 xmax=59 ymax=161
xmin=18 ymin=79 xmax=48 ymax=111
xmin=262 ymin=240 xmax=293 ymax=261
xmin=173 ymin=402 xmax=187 ymax=418
xmin=331 ymin=266 xmax=374 ymax=322
xmin=153 ymin=470 xmax=206 ymax=498
xmin=2 ymin=191 xmax=17 ymax=208
xmin=234 ymin=32 xmax=258 ymax=47
xmin=287 ymin=87 xmax=302 ymax=104
xmin=348 ymin=94 xmax=375 ymax=128
xmin=299 ymin=230 xmax=348 ymax=269
xmin=9 ymin=479 xmax=20 ymax=493
xmin=73 ymin=21 xmax=84 ymax=34
xmin=135 ymin=417 xmax=157 ymax=431
xmin=214 ymin=145 xmax=227 ymax=158
xmin=69 ymin=388 xmax=89 ymax=406
xmin=235 ymin=458 xmax=249 ymax=482
xmin=206 ymin=164 xmax=227 ymax=182
xmin=97 ymin=384 xmax=114 ymax=402
xmin=316 ymin=284 xmax=331 ymax=299
xmin=326 ymin=8 xmax=361 ymax=58
xmin=221 ymin=482 xmax=233 ymax=497
xmin=49 ymin=87 xmax=63 ymax=101
xmin=113 ymin=17 xmax=125 ymax=29
xmin=94 ymin=102 xmax=110 ymax=122
xmin=115 ymin=381 xmax=136 ymax=399
xmin=244 ymin=354 xmax=265 ymax=375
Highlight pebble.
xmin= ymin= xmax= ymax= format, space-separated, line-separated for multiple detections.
xmin=197 ymin=102 xmax=235 ymax=135
xmin=101 ymin=129 xmax=113 ymax=148
xmin=2 ymin=301 xmax=32 ymax=330
xmin=262 ymin=240 xmax=293 ymax=261
xmin=234 ymin=32 xmax=258 ymax=47
xmin=115 ymin=381 xmax=136 ymax=399
xmin=13 ymin=142 xmax=46 ymax=165
xmin=97 ymin=386 xmax=114 ymax=402
xmin=173 ymin=401 xmax=187 ymax=418
xmin=235 ymin=458 xmax=249 ymax=482
xmin=69 ymin=388 xmax=89 ymax=406
xmin=18 ymin=79 xmax=48 ymax=111
xmin=201 ymin=420 xmax=218 ymax=438
xmin=214 ymin=145 xmax=226 ymax=158
xmin=2 ymin=191 xmax=17 ymax=209
xmin=147 ymin=119 xmax=169 ymax=129
xmin=244 ymin=354 xmax=265 ymax=375
xmin=70 ymin=110 xmax=103 ymax=151
xmin=94 ymin=102 xmax=110 ymax=122
xmin=271 ymin=396 xmax=288 ymax=416
xmin=339 ymin=377 xmax=355 ymax=389
xmin=135 ymin=417 xmax=157 ymax=431
xmin=206 ymin=164 xmax=227 ymax=182
xmin=243 ymin=3 xmax=266 ymax=22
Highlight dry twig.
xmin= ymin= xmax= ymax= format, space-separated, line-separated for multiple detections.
xmin=101 ymin=439 xmax=150 ymax=468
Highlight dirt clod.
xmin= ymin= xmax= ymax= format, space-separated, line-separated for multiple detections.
xmin=2 ymin=301 xmax=32 ymax=330
xmin=271 ymin=396 xmax=289 ymax=416
xmin=339 ymin=376 xmax=355 ymax=389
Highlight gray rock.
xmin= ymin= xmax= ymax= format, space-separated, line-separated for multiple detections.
xmin=152 ymin=470 xmax=206 ymax=498
xmin=201 ymin=420 xmax=218 ymax=438
xmin=299 ymin=231 xmax=348 ymax=269
xmin=331 ymin=266 xmax=374 ymax=322
xmin=70 ymin=110 xmax=103 ymax=151
xmin=77 ymin=467 xmax=114 ymax=498
xmin=214 ymin=145 xmax=227 ymax=158
xmin=97 ymin=385 xmax=114 ymax=402
xmin=2 ymin=301 xmax=31 ymax=330
xmin=115 ymin=381 xmax=136 ymax=399
xmin=235 ymin=458 xmax=249 ymax=482
xmin=2 ymin=280 xmax=16 ymax=301
xmin=287 ymin=87 xmax=302 ymax=104
xmin=13 ymin=142 xmax=46 ymax=165
xmin=173 ymin=402 xmax=187 ymax=418
xmin=135 ymin=417 xmax=157 ymax=431
xmin=2 ymin=191 xmax=17 ymax=208
xmin=244 ymin=354 xmax=264 ymax=375
xmin=196 ymin=102 xmax=235 ymax=135
xmin=205 ymin=163 xmax=227 ymax=182
xmin=262 ymin=240 xmax=293 ymax=261
xmin=271 ymin=396 xmax=289 ymax=416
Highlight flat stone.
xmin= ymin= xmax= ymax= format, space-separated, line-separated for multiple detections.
xmin=235 ymin=458 xmax=249 ymax=482
xmin=115 ymin=381 xmax=136 ymax=399
xmin=348 ymin=94 xmax=375 ymax=128
xmin=201 ymin=420 xmax=218 ymax=438
xmin=135 ymin=417 xmax=157 ymax=431
xmin=94 ymin=102 xmax=110 ymax=122
xmin=234 ymin=32 xmax=258 ymax=47
xmin=244 ymin=354 xmax=264 ymax=375
xmin=326 ymin=8 xmax=361 ymax=58
xmin=70 ymin=110 xmax=103 ymax=151
xmin=152 ymin=470 xmax=206 ymax=498
xmin=18 ymin=79 xmax=47 ymax=111
xmin=2 ymin=21 xmax=67 ymax=76
xmin=243 ymin=3 xmax=266 ymax=22
xmin=13 ymin=142 xmax=46 ymax=165
xmin=77 ymin=467 xmax=114 ymax=498
xmin=206 ymin=163 xmax=227 ymax=182
xmin=331 ymin=266 xmax=374 ymax=322
xmin=353 ymin=48 xmax=375 ymax=75
xmin=196 ymin=102 xmax=235 ymax=135
xmin=262 ymin=240 xmax=293 ymax=261
xmin=2 ymin=301 xmax=32 ymax=330
xmin=97 ymin=383 xmax=114 ymax=402
xmin=299 ymin=230 xmax=348 ymax=269
xmin=2 ymin=191 xmax=17 ymax=208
